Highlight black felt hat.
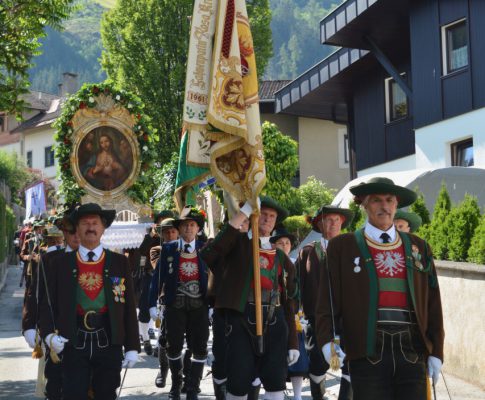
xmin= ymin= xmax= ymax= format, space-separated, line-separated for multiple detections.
xmin=71 ymin=203 xmax=116 ymax=228
xmin=350 ymin=177 xmax=417 ymax=208
xmin=269 ymin=226 xmax=296 ymax=246
xmin=173 ymin=206 xmax=206 ymax=230
xmin=310 ymin=206 xmax=355 ymax=232
xmin=154 ymin=210 xmax=176 ymax=224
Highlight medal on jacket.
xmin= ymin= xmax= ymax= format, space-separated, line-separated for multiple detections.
xmin=411 ymin=245 xmax=423 ymax=270
xmin=111 ymin=277 xmax=126 ymax=303
xmin=353 ymin=257 xmax=361 ymax=273
xmin=168 ymin=256 xmax=174 ymax=274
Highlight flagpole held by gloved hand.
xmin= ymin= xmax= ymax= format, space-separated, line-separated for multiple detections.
xmin=251 ymin=213 xmax=264 ymax=354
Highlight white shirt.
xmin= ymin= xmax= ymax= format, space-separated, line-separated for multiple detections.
xmin=78 ymin=244 xmax=104 ymax=261
xmin=364 ymin=222 xmax=397 ymax=243
xmin=320 ymin=237 xmax=329 ymax=251
xmin=260 ymin=236 xmax=272 ymax=250
xmin=180 ymin=238 xmax=196 ymax=253
xmin=46 ymin=245 xmax=63 ymax=253
xmin=65 ymin=245 xmax=74 ymax=253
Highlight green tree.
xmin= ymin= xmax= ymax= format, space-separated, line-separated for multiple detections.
xmin=0 ymin=0 xmax=75 ymax=114
xmin=101 ymin=0 xmax=273 ymax=166
xmin=151 ymin=152 xmax=178 ymax=212
xmin=410 ymin=187 xmax=430 ymax=225
xmin=247 ymin=0 xmax=273 ymax=79
xmin=283 ymin=215 xmax=312 ymax=244
xmin=347 ymin=200 xmax=365 ymax=232
xmin=427 ymin=183 xmax=452 ymax=259
xmin=468 ymin=213 xmax=485 ymax=264
xmin=0 ymin=151 xmax=32 ymax=204
xmin=445 ymin=195 xmax=481 ymax=262
xmin=261 ymin=121 xmax=299 ymax=214
xmin=297 ymin=176 xmax=336 ymax=215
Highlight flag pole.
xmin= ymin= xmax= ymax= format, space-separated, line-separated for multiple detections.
xmin=251 ymin=213 xmax=264 ymax=353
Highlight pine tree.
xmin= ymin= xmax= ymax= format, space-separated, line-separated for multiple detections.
xmin=445 ymin=195 xmax=481 ymax=261
xmin=410 ymin=187 xmax=431 ymax=225
xmin=427 ymin=183 xmax=452 ymax=260
xmin=468 ymin=213 xmax=485 ymax=264
xmin=347 ymin=200 xmax=365 ymax=232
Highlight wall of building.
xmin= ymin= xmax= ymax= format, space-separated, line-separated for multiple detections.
xmin=298 ymin=118 xmax=349 ymax=191
xmin=415 ymin=107 xmax=485 ymax=169
xmin=357 ymin=154 xmax=416 ymax=176
xmin=24 ymin=128 xmax=58 ymax=183
xmin=436 ymin=260 xmax=485 ymax=389
xmin=261 ymin=112 xmax=299 ymax=142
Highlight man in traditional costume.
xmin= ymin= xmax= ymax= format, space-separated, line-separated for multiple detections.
xmin=315 ymin=177 xmax=444 ymax=400
xmin=295 ymin=206 xmax=354 ymax=400
xmin=138 ymin=210 xmax=176 ymax=356
xmin=201 ymin=196 xmax=299 ymax=400
xmin=39 ymin=203 xmax=140 ymax=400
xmin=149 ymin=206 xmax=209 ymax=400
xmin=148 ymin=217 xmax=180 ymax=389
xmin=20 ymin=220 xmax=45 ymax=290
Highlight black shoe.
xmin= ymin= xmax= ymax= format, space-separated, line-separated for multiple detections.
xmin=186 ymin=362 xmax=204 ymax=400
xmin=168 ymin=358 xmax=183 ymax=400
xmin=143 ymin=340 xmax=153 ymax=356
xmin=310 ymin=378 xmax=326 ymax=400
xmin=155 ymin=371 xmax=167 ymax=388
xmin=213 ymin=381 xmax=226 ymax=400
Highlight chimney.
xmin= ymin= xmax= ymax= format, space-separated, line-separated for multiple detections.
xmin=58 ymin=72 xmax=79 ymax=96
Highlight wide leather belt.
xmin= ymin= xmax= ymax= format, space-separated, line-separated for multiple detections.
xmin=377 ymin=308 xmax=417 ymax=325
xmin=247 ymin=289 xmax=280 ymax=305
xmin=77 ymin=311 xmax=109 ymax=331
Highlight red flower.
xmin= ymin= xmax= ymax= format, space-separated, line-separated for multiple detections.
xmin=62 ymin=163 xmax=69 ymax=170
xmin=142 ymin=163 xmax=149 ymax=171
xmin=137 ymin=113 xmax=141 ymax=120
xmin=92 ymin=86 xmax=100 ymax=94
xmin=143 ymin=134 xmax=148 ymax=141
xmin=104 ymin=88 xmax=110 ymax=95
xmin=63 ymin=138 xmax=71 ymax=145
xmin=79 ymin=101 xmax=86 ymax=109
xmin=67 ymin=120 xmax=73 ymax=127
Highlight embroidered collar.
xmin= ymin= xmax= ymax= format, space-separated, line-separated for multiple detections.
xmin=364 ymin=222 xmax=397 ymax=244
xmin=78 ymin=244 xmax=104 ymax=262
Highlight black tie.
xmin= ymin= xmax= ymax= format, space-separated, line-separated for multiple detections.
xmin=56 ymin=245 xmax=61 ymax=250
xmin=184 ymin=244 xmax=191 ymax=253
xmin=87 ymin=251 xmax=95 ymax=261
xmin=380 ymin=233 xmax=391 ymax=243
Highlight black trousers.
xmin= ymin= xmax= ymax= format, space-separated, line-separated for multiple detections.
xmin=138 ymin=271 xmax=152 ymax=323
xmin=61 ymin=328 xmax=123 ymax=400
xmin=44 ymin=350 xmax=62 ymax=400
xmin=225 ymin=305 xmax=288 ymax=396
xmin=307 ymin=317 xmax=330 ymax=377
xmin=211 ymin=309 xmax=226 ymax=381
xmin=165 ymin=298 xmax=209 ymax=360
xmin=349 ymin=324 xmax=427 ymax=400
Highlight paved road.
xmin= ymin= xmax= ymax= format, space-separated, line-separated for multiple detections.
xmin=0 ymin=264 xmax=483 ymax=399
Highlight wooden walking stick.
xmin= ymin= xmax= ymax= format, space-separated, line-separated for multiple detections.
xmin=251 ymin=213 xmax=264 ymax=354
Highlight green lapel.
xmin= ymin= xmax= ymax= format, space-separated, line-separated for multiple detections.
xmin=398 ymin=231 xmax=417 ymax=313
xmin=69 ymin=251 xmax=79 ymax=344
xmin=354 ymin=229 xmax=378 ymax=356
xmin=102 ymin=250 xmax=119 ymax=344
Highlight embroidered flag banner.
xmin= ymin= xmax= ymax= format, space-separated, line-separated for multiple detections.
xmin=206 ymin=0 xmax=266 ymax=208
xmin=175 ymin=0 xmax=266 ymax=211
xmin=25 ymin=181 xmax=46 ymax=218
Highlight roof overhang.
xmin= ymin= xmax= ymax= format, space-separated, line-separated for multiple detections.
xmin=320 ymin=0 xmax=409 ymax=51
xmin=274 ymin=47 xmax=376 ymax=122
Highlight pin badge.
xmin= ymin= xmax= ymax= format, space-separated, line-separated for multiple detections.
xmin=353 ymin=257 xmax=361 ymax=273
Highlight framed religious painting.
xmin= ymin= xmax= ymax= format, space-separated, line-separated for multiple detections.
xmin=55 ymin=83 xmax=155 ymax=215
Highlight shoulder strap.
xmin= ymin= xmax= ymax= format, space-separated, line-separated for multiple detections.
xmin=313 ymin=241 xmax=325 ymax=263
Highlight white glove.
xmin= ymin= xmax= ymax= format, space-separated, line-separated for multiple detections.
xmin=239 ymin=198 xmax=261 ymax=218
xmin=149 ymin=307 xmax=159 ymax=321
xmin=322 ymin=342 xmax=346 ymax=368
xmin=23 ymin=329 xmax=37 ymax=349
xmin=208 ymin=308 xmax=214 ymax=323
xmin=122 ymin=350 xmax=139 ymax=368
xmin=46 ymin=333 xmax=69 ymax=353
xmin=428 ymin=356 xmax=442 ymax=385
xmin=287 ymin=349 xmax=300 ymax=366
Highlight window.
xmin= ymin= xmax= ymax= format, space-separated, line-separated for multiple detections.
xmin=451 ymin=138 xmax=474 ymax=167
xmin=442 ymin=19 xmax=468 ymax=75
xmin=385 ymin=76 xmax=408 ymax=123
xmin=26 ymin=151 xmax=33 ymax=168
xmin=338 ymin=128 xmax=350 ymax=169
xmin=44 ymin=146 xmax=55 ymax=167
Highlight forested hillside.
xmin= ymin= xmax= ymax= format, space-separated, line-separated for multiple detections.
xmin=28 ymin=0 xmax=340 ymax=93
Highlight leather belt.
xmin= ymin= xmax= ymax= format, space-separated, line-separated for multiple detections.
xmin=247 ymin=289 xmax=280 ymax=305
xmin=377 ymin=308 xmax=417 ymax=325
xmin=77 ymin=311 xmax=109 ymax=331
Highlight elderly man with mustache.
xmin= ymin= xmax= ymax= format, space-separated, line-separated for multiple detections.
xmin=315 ymin=177 xmax=444 ymax=400
xmin=39 ymin=203 xmax=140 ymax=400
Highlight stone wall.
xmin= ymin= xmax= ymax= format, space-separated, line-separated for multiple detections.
xmin=436 ymin=260 xmax=485 ymax=388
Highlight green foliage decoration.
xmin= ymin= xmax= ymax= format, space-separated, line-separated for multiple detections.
xmin=427 ymin=183 xmax=452 ymax=260
xmin=53 ymin=82 xmax=157 ymax=205
xmin=261 ymin=121 xmax=299 ymax=213
xmin=445 ymin=195 xmax=481 ymax=262
xmin=297 ymin=176 xmax=336 ymax=215
xmin=468 ymin=213 xmax=485 ymax=264
xmin=283 ymin=215 xmax=312 ymax=245
xmin=0 ymin=151 xmax=33 ymax=205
